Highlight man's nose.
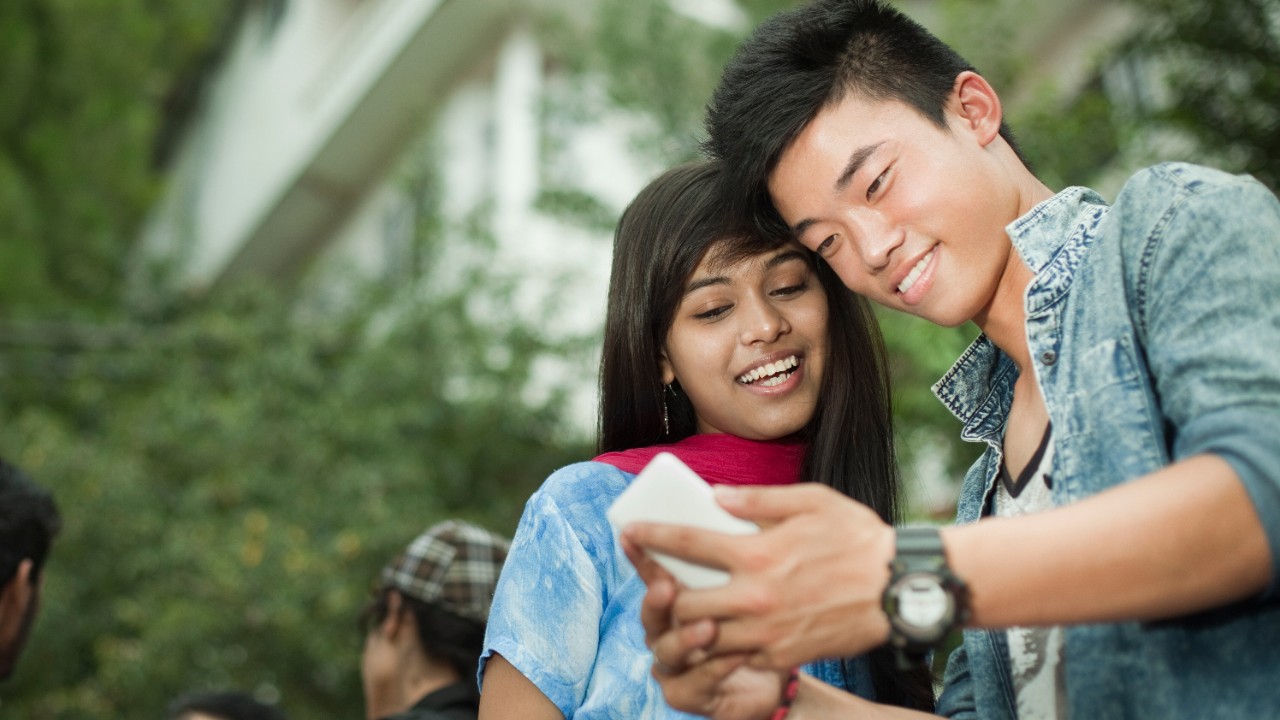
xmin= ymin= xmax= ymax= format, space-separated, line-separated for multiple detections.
xmin=850 ymin=212 xmax=901 ymax=271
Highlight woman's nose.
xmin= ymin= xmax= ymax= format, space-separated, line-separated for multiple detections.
xmin=738 ymin=299 xmax=789 ymax=345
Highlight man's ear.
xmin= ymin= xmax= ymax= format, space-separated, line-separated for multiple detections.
xmin=379 ymin=590 xmax=405 ymax=638
xmin=950 ymin=71 xmax=1004 ymax=147
xmin=0 ymin=560 xmax=34 ymax=636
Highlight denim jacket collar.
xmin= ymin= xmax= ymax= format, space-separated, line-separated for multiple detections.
xmin=931 ymin=186 xmax=1108 ymax=441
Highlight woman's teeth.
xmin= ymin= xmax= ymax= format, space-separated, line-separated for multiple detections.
xmin=737 ymin=355 xmax=798 ymax=385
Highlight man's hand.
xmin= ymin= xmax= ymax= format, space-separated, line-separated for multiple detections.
xmin=623 ymin=483 xmax=896 ymax=671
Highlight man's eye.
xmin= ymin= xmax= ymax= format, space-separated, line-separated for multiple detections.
xmin=867 ymin=169 xmax=889 ymax=199
xmin=816 ymin=235 xmax=836 ymax=256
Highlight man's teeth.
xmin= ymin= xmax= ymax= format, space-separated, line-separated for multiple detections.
xmin=897 ymin=249 xmax=935 ymax=295
xmin=737 ymin=355 xmax=798 ymax=385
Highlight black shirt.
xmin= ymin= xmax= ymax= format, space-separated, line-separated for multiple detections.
xmin=379 ymin=682 xmax=479 ymax=720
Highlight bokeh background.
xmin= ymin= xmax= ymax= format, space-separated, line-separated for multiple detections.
xmin=1 ymin=0 xmax=1275 ymax=716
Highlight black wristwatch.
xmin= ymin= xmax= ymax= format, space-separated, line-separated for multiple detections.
xmin=881 ymin=526 xmax=970 ymax=669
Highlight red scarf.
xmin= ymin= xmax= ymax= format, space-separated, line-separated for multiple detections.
xmin=593 ymin=433 xmax=805 ymax=486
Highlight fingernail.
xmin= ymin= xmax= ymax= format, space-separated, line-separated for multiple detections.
xmin=713 ymin=485 xmax=742 ymax=503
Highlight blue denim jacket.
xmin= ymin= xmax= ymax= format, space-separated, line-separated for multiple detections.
xmin=932 ymin=164 xmax=1280 ymax=719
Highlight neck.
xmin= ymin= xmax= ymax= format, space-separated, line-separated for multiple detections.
xmin=973 ymin=255 xmax=1033 ymax=372
xmin=973 ymin=170 xmax=1056 ymax=372
xmin=368 ymin=658 xmax=461 ymax=719
xmin=401 ymin=670 xmax=460 ymax=708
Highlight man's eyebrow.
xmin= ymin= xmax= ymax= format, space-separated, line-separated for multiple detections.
xmin=834 ymin=142 xmax=884 ymax=193
xmin=789 ymin=142 xmax=884 ymax=237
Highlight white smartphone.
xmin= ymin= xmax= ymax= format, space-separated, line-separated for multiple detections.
xmin=606 ymin=452 xmax=758 ymax=589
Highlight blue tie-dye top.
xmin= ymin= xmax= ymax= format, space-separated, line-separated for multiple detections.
xmin=479 ymin=460 xmax=875 ymax=718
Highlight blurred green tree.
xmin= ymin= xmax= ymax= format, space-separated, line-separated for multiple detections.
xmin=1117 ymin=0 xmax=1280 ymax=192
xmin=0 ymin=0 xmax=230 ymax=316
xmin=2 ymin=213 xmax=592 ymax=717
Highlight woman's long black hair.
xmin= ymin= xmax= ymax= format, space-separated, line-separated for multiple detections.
xmin=597 ymin=159 xmax=934 ymax=710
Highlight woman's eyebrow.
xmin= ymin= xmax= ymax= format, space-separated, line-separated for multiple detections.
xmin=764 ymin=249 xmax=809 ymax=270
xmin=683 ymin=249 xmax=808 ymax=296
xmin=684 ymin=275 xmax=729 ymax=295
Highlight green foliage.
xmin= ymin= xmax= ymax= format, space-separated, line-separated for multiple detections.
xmin=538 ymin=0 xmax=748 ymax=163
xmin=1 ymin=273 xmax=590 ymax=718
xmin=1011 ymin=82 xmax=1124 ymax=191
xmin=3 ymin=121 xmax=592 ymax=719
xmin=1118 ymin=0 xmax=1280 ymax=191
xmin=0 ymin=0 xmax=230 ymax=317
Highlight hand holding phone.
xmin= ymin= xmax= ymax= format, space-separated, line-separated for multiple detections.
xmin=607 ymin=452 xmax=758 ymax=589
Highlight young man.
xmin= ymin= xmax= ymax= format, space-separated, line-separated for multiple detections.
xmin=622 ymin=0 xmax=1280 ymax=718
xmin=0 ymin=457 xmax=61 ymax=682
xmin=360 ymin=520 xmax=509 ymax=720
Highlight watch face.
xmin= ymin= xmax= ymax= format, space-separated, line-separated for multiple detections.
xmin=897 ymin=574 xmax=951 ymax=629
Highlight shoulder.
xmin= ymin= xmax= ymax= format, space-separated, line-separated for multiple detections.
xmin=512 ymin=461 xmax=635 ymax=562
xmin=1114 ymin=162 xmax=1277 ymax=224
xmin=533 ymin=461 xmax=633 ymax=508
xmin=1107 ymin=162 xmax=1279 ymax=272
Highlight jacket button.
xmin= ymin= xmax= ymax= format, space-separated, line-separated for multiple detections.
xmin=1040 ymin=350 xmax=1057 ymax=366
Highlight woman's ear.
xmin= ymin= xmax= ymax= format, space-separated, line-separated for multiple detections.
xmin=949 ymin=70 xmax=1003 ymax=147
xmin=658 ymin=351 xmax=676 ymax=386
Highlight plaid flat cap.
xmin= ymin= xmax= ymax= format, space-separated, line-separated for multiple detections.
xmin=377 ymin=520 xmax=511 ymax=624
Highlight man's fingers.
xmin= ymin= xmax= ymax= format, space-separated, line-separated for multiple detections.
xmin=621 ymin=533 xmax=675 ymax=587
xmin=622 ymin=522 xmax=741 ymax=569
xmin=650 ymin=617 xmax=717 ymax=671
xmin=712 ymin=483 xmax=844 ymax=524
xmin=639 ymin=577 xmax=677 ymax=645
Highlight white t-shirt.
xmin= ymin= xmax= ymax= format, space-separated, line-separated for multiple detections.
xmin=995 ymin=426 xmax=1067 ymax=720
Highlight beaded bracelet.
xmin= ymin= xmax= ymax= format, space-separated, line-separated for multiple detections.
xmin=770 ymin=667 xmax=801 ymax=720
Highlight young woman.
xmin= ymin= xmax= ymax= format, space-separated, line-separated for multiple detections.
xmin=476 ymin=160 xmax=932 ymax=718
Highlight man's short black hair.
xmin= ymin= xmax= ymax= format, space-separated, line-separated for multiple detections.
xmin=704 ymin=0 xmax=1024 ymax=238
xmin=0 ymin=457 xmax=61 ymax=587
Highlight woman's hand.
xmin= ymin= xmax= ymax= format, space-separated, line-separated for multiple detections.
xmin=623 ymin=483 xmax=896 ymax=671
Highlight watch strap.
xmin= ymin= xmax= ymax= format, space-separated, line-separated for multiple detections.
xmin=884 ymin=525 xmax=969 ymax=669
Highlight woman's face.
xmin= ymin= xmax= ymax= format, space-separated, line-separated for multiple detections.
xmin=660 ymin=240 xmax=828 ymax=440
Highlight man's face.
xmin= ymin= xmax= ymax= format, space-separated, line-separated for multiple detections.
xmin=768 ymin=89 xmax=1020 ymax=328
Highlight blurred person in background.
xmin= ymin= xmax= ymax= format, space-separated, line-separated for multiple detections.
xmin=360 ymin=520 xmax=509 ymax=720
xmin=165 ymin=690 xmax=288 ymax=720
xmin=0 ymin=456 xmax=61 ymax=682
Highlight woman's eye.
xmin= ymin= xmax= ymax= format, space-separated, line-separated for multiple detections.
xmin=772 ymin=280 xmax=809 ymax=297
xmin=694 ymin=305 xmax=731 ymax=320
xmin=815 ymin=235 xmax=836 ymax=256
